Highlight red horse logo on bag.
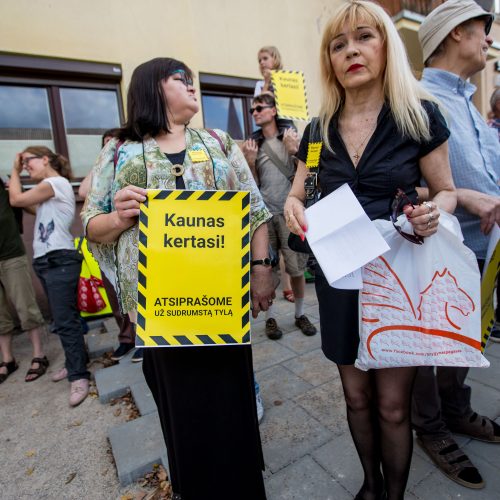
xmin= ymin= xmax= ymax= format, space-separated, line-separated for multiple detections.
xmin=361 ymin=256 xmax=479 ymax=360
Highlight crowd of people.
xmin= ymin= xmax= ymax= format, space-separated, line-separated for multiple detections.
xmin=1 ymin=0 xmax=499 ymax=498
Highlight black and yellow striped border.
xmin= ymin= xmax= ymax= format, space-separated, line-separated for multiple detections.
xmin=271 ymin=70 xmax=309 ymax=122
xmin=136 ymin=190 xmax=251 ymax=347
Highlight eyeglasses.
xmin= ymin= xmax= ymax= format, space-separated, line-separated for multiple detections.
xmin=249 ymin=105 xmax=273 ymax=115
xmin=21 ymin=156 xmax=40 ymax=166
xmin=170 ymin=69 xmax=193 ymax=88
xmin=390 ymin=189 xmax=424 ymax=245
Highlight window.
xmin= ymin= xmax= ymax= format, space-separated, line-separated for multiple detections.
xmin=0 ymin=53 xmax=124 ymax=181
xmin=200 ymin=74 xmax=258 ymax=140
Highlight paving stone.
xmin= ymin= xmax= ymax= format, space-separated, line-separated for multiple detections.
xmin=108 ymin=412 xmax=168 ymax=486
xmin=130 ymin=381 xmax=157 ymax=416
xmin=283 ymin=349 xmax=337 ymax=386
xmin=468 ymin=379 xmax=500 ymax=420
xmin=277 ymin=326 xmax=322 ymax=354
xmin=312 ymin=434 xmax=362 ymax=496
xmin=103 ymin=317 xmax=120 ymax=334
xmin=303 ymin=303 xmax=320 ymax=321
xmin=260 ymin=400 xmax=332 ymax=473
xmin=95 ymin=354 xmax=144 ymax=403
xmin=257 ymin=365 xmax=313 ymax=409
xmin=411 ymin=451 xmax=500 ymax=499
xmin=265 ymin=455 xmax=351 ymax=500
xmin=294 ymin=379 xmax=347 ymax=436
xmin=252 ymin=340 xmax=296 ymax=372
xmin=406 ymin=452 xmax=435 ymax=490
xmin=468 ymin=358 xmax=500 ymax=392
xmin=483 ymin=342 xmax=500 ymax=360
xmin=86 ymin=330 xmax=118 ymax=359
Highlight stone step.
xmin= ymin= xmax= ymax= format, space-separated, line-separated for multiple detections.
xmin=130 ymin=380 xmax=157 ymax=416
xmin=86 ymin=329 xmax=118 ymax=359
xmin=108 ymin=411 xmax=168 ymax=486
xmin=94 ymin=352 xmax=144 ymax=403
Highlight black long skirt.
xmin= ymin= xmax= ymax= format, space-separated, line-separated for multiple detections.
xmin=143 ymin=345 xmax=266 ymax=500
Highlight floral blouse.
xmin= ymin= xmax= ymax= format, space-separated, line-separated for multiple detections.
xmin=81 ymin=128 xmax=271 ymax=314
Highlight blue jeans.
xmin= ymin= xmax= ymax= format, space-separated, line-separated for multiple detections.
xmin=33 ymin=249 xmax=90 ymax=382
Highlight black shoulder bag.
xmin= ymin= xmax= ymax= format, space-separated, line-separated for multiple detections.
xmin=288 ymin=118 xmax=322 ymax=255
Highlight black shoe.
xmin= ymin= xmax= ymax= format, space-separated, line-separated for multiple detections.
xmin=110 ymin=343 xmax=134 ymax=361
xmin=295 ymin=315 xmax=317 ymax=336
xmin=265 ymin=318 xmax=283 ymax=340
xmin=131 ymin=348 xmax=144 ymax=363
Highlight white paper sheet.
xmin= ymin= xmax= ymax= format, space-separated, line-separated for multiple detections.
xmin=305 ymin=183 xmax=390 ymax=289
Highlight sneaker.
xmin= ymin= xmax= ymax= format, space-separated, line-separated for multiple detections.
xmin=417 ymin=437 xmax=484 ymax=489
xmin=51 ymin=367 xmax=68 ymax=382
xmin=131 ymin=348 xmax=144 ymax=363
xmin=295 ymin=315 xmax=317 ymax=336
xmin=69 ymin=378 xmax=89 ymax=407
xmin=110 ymin=343 xmax=135 ymax=361
xmin=265 ymin=318 xmax=283 ymax=340
xmin=489 ymin=322 xmax=500 ymax=343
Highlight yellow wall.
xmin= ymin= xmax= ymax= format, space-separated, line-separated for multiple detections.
xmin=2 ymin=0 xmax=342 ymax=126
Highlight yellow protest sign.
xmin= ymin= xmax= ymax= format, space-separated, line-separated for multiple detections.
xmin=271 ymin=70 xmax=309 ymax=122
xmin=136 ymin=190 xmax=251 ymax=347
xmin=481 ymin=238 xmax=499 ymax=351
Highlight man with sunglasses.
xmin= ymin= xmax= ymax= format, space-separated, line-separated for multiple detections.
xmin=412 ymin=0 xmax=500 ymax=490
xmin=242 ymin=93 xmax=316 ymax=340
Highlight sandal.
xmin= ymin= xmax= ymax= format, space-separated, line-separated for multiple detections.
xmin=0 ymin=359 xmax=18 ymax=384
xmin=25 ymin=356 xmax=49 ymax=382
xmin=417 ymin=437 xmax=484 ymax=489
xmin=282 ymin=289 xmax=295 ymax=303
xmin=448 ymin=412 xmax=500 ymax=443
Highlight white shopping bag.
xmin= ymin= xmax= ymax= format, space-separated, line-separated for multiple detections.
xmin=355 ymin=212 xmax=489 ymax=371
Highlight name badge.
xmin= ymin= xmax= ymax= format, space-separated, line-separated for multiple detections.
xmin=189 ymin=149 xmax=209 ymax=163
xmin=306 ymin=142 xmax=322 ymax=169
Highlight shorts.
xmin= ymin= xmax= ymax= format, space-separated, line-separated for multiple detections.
xmin=0 ymin=254 xmax=45 ymax=335
xmin=267 ymin=214 xmax=308 ymax=278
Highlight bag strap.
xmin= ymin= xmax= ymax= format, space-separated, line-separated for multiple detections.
xmin=304 ymin=117 xmax=322 ymax=207
xmin=113 ymin=139 xmax=125 ymax=171
xmin=206 ymin=129 xmax=227 ymax=156
xmin=260 ymin=140 xmax=295 ymax=183
xmin=76 ymin=236 xmax=84 ymax=253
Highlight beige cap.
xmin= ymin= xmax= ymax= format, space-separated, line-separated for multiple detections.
xmin=419 ymin=0 xmax=493 ymax=63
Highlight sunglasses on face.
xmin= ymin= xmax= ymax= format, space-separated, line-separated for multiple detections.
xmin=21 ymin=156 xmax=40 ymax=166
xmin=390 ymin=189 xmax=424 ymax=245
xmin=249 ymin=105 xmax=273 ymax=115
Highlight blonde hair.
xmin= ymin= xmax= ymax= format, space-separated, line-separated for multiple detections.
xmin=319 ymin=0 xmax=438 ymax=151
xmin=258 ymin=46 xmax=283 ymax=70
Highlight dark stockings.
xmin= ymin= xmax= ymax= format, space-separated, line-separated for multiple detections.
xmin=338 ymin=365 xmax=417 ymax=500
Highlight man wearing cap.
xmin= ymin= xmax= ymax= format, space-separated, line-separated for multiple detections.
xmin=413 ymin=0 xmax=500 ymax=490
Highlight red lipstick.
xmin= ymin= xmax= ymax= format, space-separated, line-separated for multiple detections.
xmin=347 ymin=64 xmax=364 ymax=73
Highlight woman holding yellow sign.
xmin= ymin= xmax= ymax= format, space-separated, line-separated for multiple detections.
xmin=82 ymin=57 xmax=274 ymax=499
xmin=285 ymin=1 xmax=456 ymax=499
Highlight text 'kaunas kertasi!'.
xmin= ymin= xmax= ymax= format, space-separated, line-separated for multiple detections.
xmin=163 ymin=213 xmax=226 ymax=249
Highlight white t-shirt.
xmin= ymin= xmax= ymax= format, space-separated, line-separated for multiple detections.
xmin=33 ymin=176 xmax=75 ymax=258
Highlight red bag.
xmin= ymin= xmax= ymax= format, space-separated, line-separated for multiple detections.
xmin=77 ymin=275 xmax=106 ymax=313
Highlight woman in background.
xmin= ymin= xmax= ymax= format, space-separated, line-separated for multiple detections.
xmin=10 ymin=146 xmax=89 ymax=406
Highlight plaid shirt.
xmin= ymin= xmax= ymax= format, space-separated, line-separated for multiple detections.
xmin=421 ymin=68 xmax=500 ymax=259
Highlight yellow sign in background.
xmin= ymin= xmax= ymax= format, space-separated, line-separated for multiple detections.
xmin=136 ymin=190 xmax=251 ymax=347
xmin=481 ymin=239 xmax=499 ymax=351
xmin=271 ymin=70 xmax=310 ymax=122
